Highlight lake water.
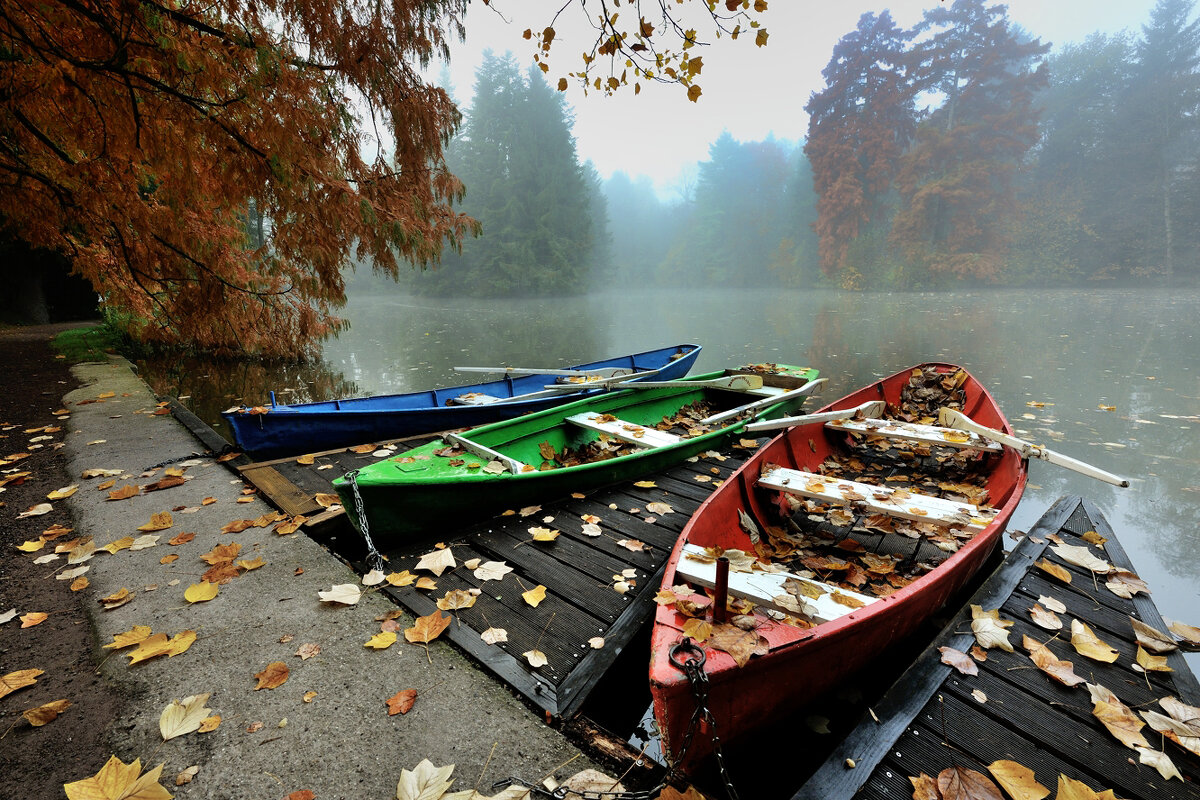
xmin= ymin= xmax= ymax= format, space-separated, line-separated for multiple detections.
xmin=142 ymin=286 xmax=1200 ymax=666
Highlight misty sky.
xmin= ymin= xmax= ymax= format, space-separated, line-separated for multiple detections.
xmin=439 ymin=1 xmax=1163 ymax=198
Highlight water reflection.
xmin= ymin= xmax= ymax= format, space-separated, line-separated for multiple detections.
xmin=136 ymin=286 xmax=1200 ymax=661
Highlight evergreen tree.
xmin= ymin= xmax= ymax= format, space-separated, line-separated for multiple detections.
xmin=416 ymin=52 xmax=594 ymax=296
xmin=603 ymin=172 xmax=675 ymax=285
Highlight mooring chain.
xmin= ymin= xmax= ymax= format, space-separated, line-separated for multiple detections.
xmin=668 ymin=639 xmax=741 ymax=800
xmin=345 ymin=469 xmax=386 ymax=573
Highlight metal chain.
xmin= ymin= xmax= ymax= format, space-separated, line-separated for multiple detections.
xmin=345 ymin=470 xmax=385 ymax=573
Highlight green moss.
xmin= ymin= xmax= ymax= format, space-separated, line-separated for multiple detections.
xmin=51 ymin=325 xmax=125 ymax=364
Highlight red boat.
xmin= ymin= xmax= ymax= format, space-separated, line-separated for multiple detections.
xmin=648 ymin=364 xmax=1028 ymax=771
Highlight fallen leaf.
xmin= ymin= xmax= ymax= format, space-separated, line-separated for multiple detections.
xmin=937 ymin=766 xmax=1004 ymax=800
xmin=296 ymin=643 xmax=321 ymax=660
xmin=437 ymin=590 xmax=476 ymax=611
xmin=1034 ymin=559 xmax=1072 ymax=584
xmin=1051 ymin=542 xmax=1112 ymax=574
xmin=365 ymin=631 xmax=398 ymax=649
xmin=1130 ymin=617 xmax=1177 ymax=654
xmin=396 ymin=759 xmax=455 ymax=800
xmin=386 ymin=570 xmax=417 ymax=587
xmin=939 ymin=646 xmax=978 ymax=676
xmin=0 ymin=668 xmax=43 ymax=700
xmin=971 ymin=605 xmax=1014 ymax=652
xmin=184 ymin=581 xmax=219 ymax=603
xmin=405 ymin=610 xmax=451 ymax=645
xmin=1136 ymin=645 xmax=1173 ymax=673
xmin=681 ymin=619 xmax=713 ymax=643
xmin=480 ymin=627 xmax=508 ymax=645
xmin=47 ymin=485 xmax=78 ymax=500
xmin=103 ymin=626 xmax=153 ymax=650
xmin=473 ymin=561 xmax=513 ymax=582
xmin=1023 ymin=636 xmax=1086 ymax=687
xmin=528 ymin=526 xmax=559 ymax=542
xmin=1071 ymin=620 xmax=1118 ymax=663
xmin=362 ymin=568 xmax=386 ymax=586
xmin=1093 ymin=696 xmax=1151 ymax=749
xmin=588 ymin=637 xmax=605 ymax=649
xmin=137 ymin=511 xmax=173 ymax=532
xmin=63 ymin=755 xmax=171 ymax=800
xmin=986 ymin=760 xmax=1049 ymax=800
xmin=1135 ymin=747 xmax=1182 ymax=781
xmin=253 ymin=661 xmax=289 ymax=690
xmin=646 ymin=501 xmax=674 ymax=515
xmin=1029 ymin=603 xmax=1063 ymax=631
xmin=159 ymin=693 xmax=212 ymax=740
xmin=707 ymin=623 xmax=759 ymax=667
xmin=175 ymin=766 xmax=201 ymax=786
xmin=387 ymin=689 xmax=417 ymax=715
xmin=522 ymin=585 xmax=548 ymax=607
xmin=198 ymin=715 xmax=221 ymax=732
xmin=18 ymin=503 xmax=53 ymax=518
xmin=415 ymin=547 xmax=456 ymax=576
xmin=20 ymin=612 xmax=48 ymax=628
xmin=524 ymin=650 xmax=548 ymax=668
xmin=318 ymin=583 xmax=362 ymax=605
xmin=99 ymin=588 xmax=134 ymax=609
xmin=1038 ymin=594 xmax=1067 ymax=613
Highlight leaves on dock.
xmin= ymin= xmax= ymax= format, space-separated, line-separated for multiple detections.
xmin=1022 ymin=636 xmax=1086 ymax=688
xmin=1070 ymin=620 xmax=1118 ymax=663
xmin=985 ymin=761 xmax=1048 ymax=800
xmin=415 ymin=547 xmax=456 ymax=577
xmin=938 ymin=646 xmax=978 ymax=676
xmin=970 ymin=605 xmax=1014 ymax=652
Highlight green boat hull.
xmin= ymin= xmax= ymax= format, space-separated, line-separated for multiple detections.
xmin=332 ymin=367 xmax=819 ymax=546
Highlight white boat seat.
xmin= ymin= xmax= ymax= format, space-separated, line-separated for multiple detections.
xmin=675 ymin=543 xmax=878 ymax=624
xmin=565 ymin=412 xmax=682 ymax=448
xmin=448 ymin=392 xmax=501 ymax=406
xmin=758 ymin=467 xmax=997 ymax=530
xmin=825 ymin=417 xmax=1002 ymax=452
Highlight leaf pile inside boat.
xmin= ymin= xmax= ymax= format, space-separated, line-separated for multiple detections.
xmin=676 ymin=367 xmax=1003 ymax=629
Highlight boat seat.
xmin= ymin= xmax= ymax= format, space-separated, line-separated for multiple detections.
xmin=447 ymin=392 xmax=501 ymax=406
xmin=825 ymin=417 xmax=1002 ymax=452
xmin=758 ymin=467 xmax=997 ymax=530
xmin=443 ymin=432 xmax=527 ymax=474
xmin=565 ymin=412 xmax=682 ymax=448
xmin=674 ymin=543 xmax=878 ymax=624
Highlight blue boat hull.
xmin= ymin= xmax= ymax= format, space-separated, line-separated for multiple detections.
xmin=221 ymin=344 xmax=701 ymax=458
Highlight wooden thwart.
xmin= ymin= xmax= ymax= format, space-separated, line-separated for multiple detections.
xmin=566 ymin=412 xmax=682 ymax=448
xmin=676 ymin=543 xmax=877 ymax=624
xmin=444 ymin=432 xmax=526 ymax=474
xmin=825 ymin=417 xmax=1002 ymax=452
xmin=758 ymin=467 xmax=997 ymax=530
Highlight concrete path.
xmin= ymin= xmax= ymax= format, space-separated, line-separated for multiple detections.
xmin=61 ymin=356 xmax=600 ymax=799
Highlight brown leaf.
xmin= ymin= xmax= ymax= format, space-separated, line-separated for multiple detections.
xmin=137 ymin=511 xmax=173 ymax=532
xmin=107 ymin=484 xmax=141 ymax=500
xmin=1023 ymin=636 xmax=1086 ymax=687
xmin=1130 ymin=617 xmax=1177 ymax=654
xmin=20 ymin=612 xmax=48 ymax=628
xmin=939 ymin=646 xmax=978 ymax=676
xmin=253 ymin=661 xmax=290 ymax=690
xmin=386 ymin=689 xmax=417 ymax=715
xmin=937 ymin=766 xmax=1005 ymax=800
xmin=707 ymin=624 xmax=759 ymax=668
xmin=1093 ymin=696 xmax=1151 ymax=749
xmin=295 ymin=643 xmax=321 ymax=660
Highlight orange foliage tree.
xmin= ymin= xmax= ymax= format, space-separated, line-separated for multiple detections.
xmin=0 ymin=0 xmax=476 ymax=356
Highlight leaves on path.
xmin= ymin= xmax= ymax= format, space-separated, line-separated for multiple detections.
xmin=253 ymin=661 xmax=290 ymax=690
xmin=1130 ymin=617 xmax=1177 ymax=654
xmin=387 ymin=689 xmax=417 ymax=716
xmin=127 ymin=630 xmax=196 ymax=665
xmin=318 ymin=583 xmax=362 ymax=605
xmin=0 ymin=668 xmax=43 ymax=700
xmin=365 ymin=631 xmax=398 ymax=649
xmin=473 ymin=561 xmax=513 ymax=582
xmin=405 ymin=611 xmax=451 ymax=647
xmin=136 ymin=511 xmax=173 ymax=532
xmin=159 ymin=694 xmax=212 ymax=741
xmin=396 ymin=758 xmax=455 ymax=800
xmin=22 ymin=699 xmax=71 ymax=727
xmin=1022 ymin=636 xmax=1086 ymax=688
xmin=20 ymin=612 xmax=48 ymax=628
xmin=184 ymin=581 xmax=219 ymax=603
xmin=480 ymin=627 xmax=507 ymax=645
xmin=63 ymin=755 xmax=171 ymax=800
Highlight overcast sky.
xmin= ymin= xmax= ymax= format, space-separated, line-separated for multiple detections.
xmin=438 ymin=2 xmax=1163 ymax=198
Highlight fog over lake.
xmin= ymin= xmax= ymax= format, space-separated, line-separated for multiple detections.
xmin=145 ymin=286 xmax=1200 ymax=667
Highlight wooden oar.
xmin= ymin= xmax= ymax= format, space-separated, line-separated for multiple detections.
xmin=538 ymin=371 xmax=731 ymax=392
xmin=454 ymin=366 xmax=630 ymax=378
xmin=701 ymin=378 xmax=827 ymax=426
xmin=938 ymin=408 xmax=1130 ymax=487
xmin=744 ymin=400 xmax=885 ymax=432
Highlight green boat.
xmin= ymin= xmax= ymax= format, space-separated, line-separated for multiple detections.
xmin=332 ymin=365 xmax=822 ymax=551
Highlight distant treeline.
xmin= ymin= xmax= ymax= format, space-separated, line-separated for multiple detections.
xmin=381 ymin=0 xmax=1199 ymax=297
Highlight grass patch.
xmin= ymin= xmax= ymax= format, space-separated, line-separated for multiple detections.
xmin=52 ymin=325 xmax=124 ymax=364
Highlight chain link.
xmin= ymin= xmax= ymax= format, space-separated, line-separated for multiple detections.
xmin=345 ymin=469 xmax=385 ymax=573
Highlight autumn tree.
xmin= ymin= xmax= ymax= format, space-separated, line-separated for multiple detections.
xmin=0 ymin=0 xmax=480 ymax=356
xmin=804 ymin=11 xmax=915 ymax=284
xmin=889 ymin=0 xmax=1049 ymax=283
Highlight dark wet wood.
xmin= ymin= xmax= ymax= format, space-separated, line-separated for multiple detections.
xmin=795 ymin=496 xmax=1200 ymax=800
xmin=233 ymin=426 xmax=765 ymax=719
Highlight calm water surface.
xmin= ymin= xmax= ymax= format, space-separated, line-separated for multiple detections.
xmin=143 ymin=287 xmax=1200 ymax=664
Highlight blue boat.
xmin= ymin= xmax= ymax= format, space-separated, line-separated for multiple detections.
xmin=221 ymin=344 xmax=701 ymax=458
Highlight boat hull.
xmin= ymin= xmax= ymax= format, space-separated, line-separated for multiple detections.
xmin=222 ymin=344 xmax=701 ymax=458
xmin=648 ymin=363 xmax=1027 ymax=771
xmin=332 ymin=367 xmax=820 ymax=546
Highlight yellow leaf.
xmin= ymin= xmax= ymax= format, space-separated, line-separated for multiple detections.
xmin=1093 ymin=698 xmax=1151 ymax=749
xmin=184 ymin=581 xmax=219 ymax=603
xmin=524 ymin=649 xmax=548 ymax=668
xmin=633 ymin=481 xmax=657 ymax=488
xmin=235 ymin=556 xmax=266 ymax=571
xmin=103 ymin=626 xmax=153 ymax=650
xmin=64 ymin=756 xmax=171 ymax=800
xmin=437 ymin=589 xmax=477 ymax=611
xmin=415 ymin=547 xmax=456 ymax=576
xmin=0 ymin=668 xmax=44 ymax=700
xmin=20 ymin=612 xmax=48 ymax=628
xmin=253 ymin=661 xmax=289 ymax=690
xmin=70 ymin=576 xmax=89 ymax=591
xmin=1136 ymin=645 xmax=1172 ymax=672
xmin=137 ymin=511 xmax=173 ymax=532
xmin=24 ymin=698 xmax=71 ymax=727
xmin=159 ymin=693 xmax=212 ymax=740
xmin=17 ymin=539 xmax=45 ymax=552
xmin=1070 ymin=620 xmax=1118 ymax=663
xmin=686 ymin=84 xmax=702 ymax=102
xmin=364 ymin=631 xmax=397 ymax=649
xmin=386 ymin=570 xmax=417 ymax=587
xmin=755 ymin=28 xmax=769 ymax=47
xmin=986 ymin=761 xmax=1048 ymax=800
xmin=1034 ymin=559 xmax=1072 ymax=584
xmin=198 ymin=714 xmax=221 ymax=732
xmin=529 ymin=526 xmax=560 ymax=542
xmin=47 ymin=485 xmax=78 ymax=500
xmin=100 ymin=536 xmax=135 ymax=554
xmin=107 ymin=484 xmax=140 ymax=501
xmin=522 ymin=584 xmax=548 ymax=607
xmin=415 ymin=576 xmax=437 ymax=591
xmin=681 ymin=618 xmax=712 ymax=643
xmin=296 ymin=454 xmax=315 ymax=465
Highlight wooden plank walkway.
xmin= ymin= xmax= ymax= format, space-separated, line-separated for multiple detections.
xmin=232 ymin=429 xmax=765 ymax=720
xmin=795 ymin=495 xmax=1200 ymax=800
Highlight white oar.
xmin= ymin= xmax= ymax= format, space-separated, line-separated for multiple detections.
xmin=743 ymin=399 xmax=885 ymax=432
xmin=938 ymin=409 xmax=1130 ymax=487
xmin=538 ymin=370 xmax=702 ymax=392
xmin=610 ymin=374 xmax=766 ymax=392
xmin=701 ymin=378 xmax=828 ymax=426
xmin=455 ymin=366 xmax=631 ymax=378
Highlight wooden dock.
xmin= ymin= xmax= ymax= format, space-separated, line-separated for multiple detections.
xmin=796 ymin=495 xmax=1200 ymax=800
xmin=229 ymin=428 xmax=764 ymax=721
